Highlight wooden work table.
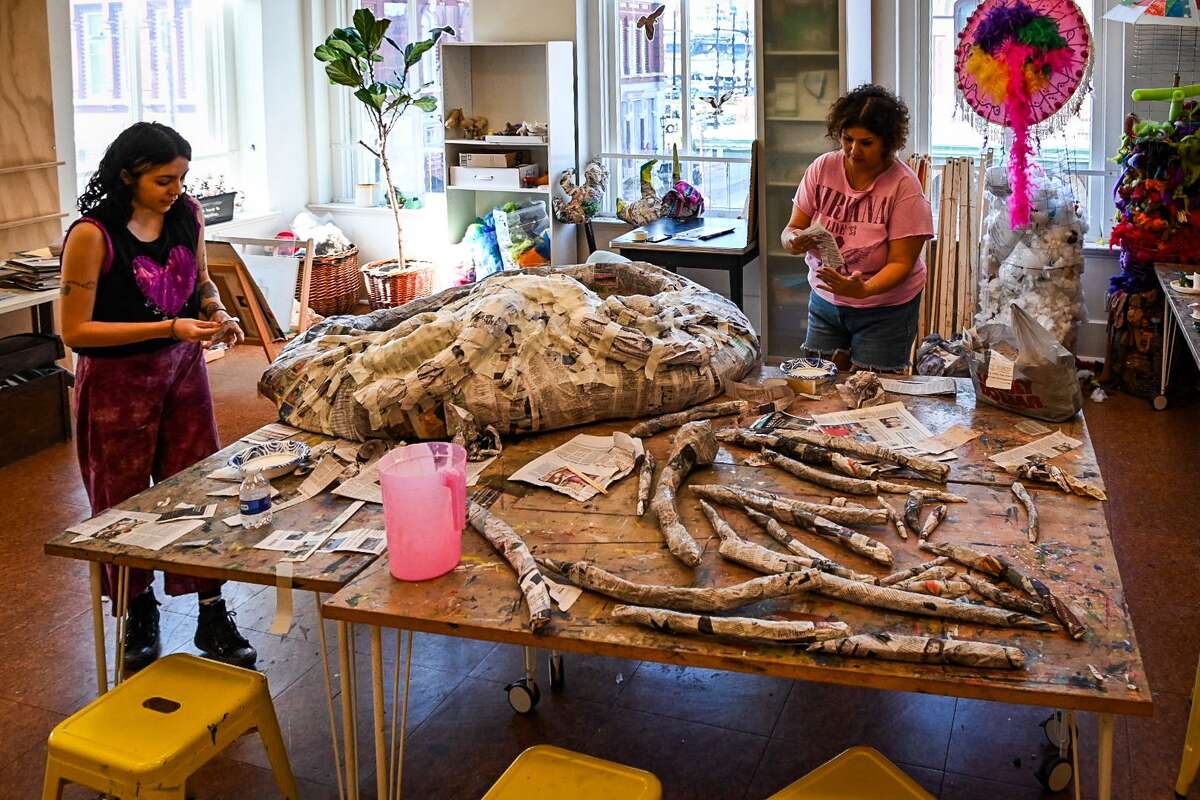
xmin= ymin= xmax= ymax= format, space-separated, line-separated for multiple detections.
xmin=321 ymin=377 xmax=1147 ymax=800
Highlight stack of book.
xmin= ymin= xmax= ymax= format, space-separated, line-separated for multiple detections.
xmin=2 ymin=250 xmax=61 ymax=291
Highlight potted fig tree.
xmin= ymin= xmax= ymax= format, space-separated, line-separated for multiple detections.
xmin=315 ymin=10 xmax=452 ymax=306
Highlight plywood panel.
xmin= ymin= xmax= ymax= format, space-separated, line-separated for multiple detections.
xmin=0 ymin=169 xmax=62 ymax=221
xmin=0 ymin=0 xmax=57 ymax=168
xmin=0 ymin=219 xmax=63 ymax=255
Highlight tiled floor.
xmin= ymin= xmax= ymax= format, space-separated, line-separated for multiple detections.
xmin=3 ymin=344 xmax=1197 ymax=799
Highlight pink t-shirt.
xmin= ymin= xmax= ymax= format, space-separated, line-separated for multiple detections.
xmin=793 ymin=151 xmax=934 ymax=308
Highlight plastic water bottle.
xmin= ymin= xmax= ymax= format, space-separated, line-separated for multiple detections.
xmin=239 ymin=469 xmax=273 ymax=529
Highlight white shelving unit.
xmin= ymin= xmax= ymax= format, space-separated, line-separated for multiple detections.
xmin=439 ymin=41 xmax=577 ymax=265
xmin=755 ymin=0 xmax=872 ymax=358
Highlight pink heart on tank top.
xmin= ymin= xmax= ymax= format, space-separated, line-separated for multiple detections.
xmin=132 ymin=245 xmax=197 ymax=316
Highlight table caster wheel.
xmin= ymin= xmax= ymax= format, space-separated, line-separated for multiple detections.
xmin=548 ymin=653 xmax=565 ymax=691
xmin=1154 ymin=394 xmax=1169 ymax=410
xmin=505 ymin=678 xmax=540 ymax=714
xmin=1041 ymin=712 xmax=1071 ymax=749
xmin=1038 ymin=756 xmax=1073 ymax=793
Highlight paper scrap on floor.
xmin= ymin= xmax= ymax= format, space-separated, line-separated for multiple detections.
xmin=321 ymin=528 xmax=387 ymax=555
xmin=240 ymin=422 xmax=301 ymax=444
xmin=112 ymin=518 xmax=206 ymax=551
xmin=989 ymin=431 xmax=1083 ymax=470
xmin=812 ymin=402 xmax=934 ymax=450
xmin=879 ymin=377 xmax=957 ymax=396
xmin=68 ymin=509 xmax=161 ymax=543
xmin=508 ymin=432 xmax=644 ymax=502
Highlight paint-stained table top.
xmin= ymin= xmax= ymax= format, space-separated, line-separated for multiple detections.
xmin=324 ymin=380 xmax=1148 ymax=717
xmin=44 ymin=430 xmax=382 ymax=594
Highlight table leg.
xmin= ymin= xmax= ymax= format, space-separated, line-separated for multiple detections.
xmin=1160 ymin=301 xmax=1177 ymax=401
xmin=1177 ymin=654 xmax=1200 ymax=797
xmin=1098 ymin=713 xmax=1115 ymax=800
xmin=113 ymin=566 xmax=129 ymax=685
xmin=730 ymin=263 xmax=744 ymax=310
xmin=89 ymin=562 xmax=108 ymax=695
xmin=371 ymin=627 xmax=387 ymax=800
xmin=393 ymin=630 xmax=415 ymax=800
xmin=337 ymin=621 xmax=359 ymax=800
xmin=314 ymin=593 xmax=347 ymax=800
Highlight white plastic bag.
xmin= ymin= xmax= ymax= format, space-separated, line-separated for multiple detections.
xmin=967 ymin=303 xmax=1083 ymax=422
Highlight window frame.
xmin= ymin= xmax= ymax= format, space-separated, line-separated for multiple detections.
xmin=70 ymin=0 xmax=238 ymax=187
xmin=596 ymin=0 xmax=755 ymax=216
xmin=329 ymin=0 xmax=470 ymax=205
xmin=913 ymin=0 xmax=1121 ymax=239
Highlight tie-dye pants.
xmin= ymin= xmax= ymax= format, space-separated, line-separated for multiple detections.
xmin=75 ymin=341 xmax=223 ymax=612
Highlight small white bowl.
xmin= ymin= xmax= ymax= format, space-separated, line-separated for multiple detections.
xmin=228 ymin=440 xmax=311 ymax=480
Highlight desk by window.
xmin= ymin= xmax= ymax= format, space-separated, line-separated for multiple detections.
xmin=608 ymin=217 xmax=758 ymax=309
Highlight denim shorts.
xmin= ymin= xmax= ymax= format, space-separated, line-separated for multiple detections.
xmin=803 ymin=292 xmax=922 ymax=372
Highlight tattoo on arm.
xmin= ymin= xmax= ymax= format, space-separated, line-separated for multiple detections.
xmin=60 ymin=279 xmax=97 ymax=296
xmin=197 ymin=276 xmax=224 ymax=318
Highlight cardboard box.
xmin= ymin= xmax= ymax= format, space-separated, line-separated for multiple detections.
xmin=459 ymin=151 xmax=520 ymax=168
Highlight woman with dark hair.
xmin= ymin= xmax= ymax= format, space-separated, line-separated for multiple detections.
xmin=780 ymin=84 xmax=934 ymax=372
xmin=60 ymin=121 xmax=255 ymax=670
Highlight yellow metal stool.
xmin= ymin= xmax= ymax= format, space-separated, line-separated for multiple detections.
xmin=1176 ymin=653 xmax=1200 ymax=798
xmin=42 ymin=653 xmax=298 ymax=800
xmin=768 ymin=746 xmax=935 ymax=800
xmin=483 ymin=745 xmax=662 ymax=799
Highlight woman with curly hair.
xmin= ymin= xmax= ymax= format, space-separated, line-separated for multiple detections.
xmin=60 ymin=122 xmax=255 ymax=671
xmin=780 ymin=84 xmax=934 ymax=372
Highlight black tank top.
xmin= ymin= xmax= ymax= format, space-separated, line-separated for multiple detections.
xmin=68 ymin=198 xmax=202 ymax=358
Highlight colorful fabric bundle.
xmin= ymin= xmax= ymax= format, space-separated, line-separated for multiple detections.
xmin=1110 ymin=106 xmax=1200 ymax=292
xmin=955 ymin=0 xmax=1093 ymax=228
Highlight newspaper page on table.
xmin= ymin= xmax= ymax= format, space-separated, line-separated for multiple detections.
xmin=989 ymin=431 xmax=1083 ymax=470
xmin=509 ymin=432 xmax=645 ymax=502
xmin=812 ymin=402 xmax=934 ymax=450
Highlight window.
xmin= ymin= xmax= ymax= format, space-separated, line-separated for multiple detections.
xmin=926 ymin=0 xmax=1109 ymax=236
xmin=338 ymin=1 xmax=473 ymax=203
xmin=599 ymin=0 xmax=757 ymax=215
xmin=69 ymin=1 xmax=236 ymax=199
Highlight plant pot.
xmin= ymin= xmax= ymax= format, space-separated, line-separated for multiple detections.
xmin=361 ymin=258 xmax=434 ymax=309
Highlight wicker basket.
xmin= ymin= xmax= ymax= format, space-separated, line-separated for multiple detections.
xmin=362 ymin=258 xmax=434 ymax=309
xmin=295 ymin=246 xmax=361 ymax=316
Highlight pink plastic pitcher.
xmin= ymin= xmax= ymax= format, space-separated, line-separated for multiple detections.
xmin=378 ymin=442 xmax=467 ymax=581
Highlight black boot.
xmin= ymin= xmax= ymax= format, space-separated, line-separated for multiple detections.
xmin=123 ymin=588 xmax=161 ymax=672
xmin=194 ymin=597 xmax=257 ymax=668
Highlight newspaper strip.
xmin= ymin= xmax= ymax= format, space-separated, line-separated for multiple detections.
xmin=920 ymin=425 xmax=979 ymax=455
xmin=321 ymin=528 xmax=387 ymax=555
xmin=879 ymin=377 xmax=957 ymax=396
xmin=281 ymin=501 xmax=365 ymax=562
xmin=988 ymin=431 xmax=1083 ymax=470
xmin=1013 ymin=419 xmax=1053 ymax=437
xmin=812 ymin=401 xmax=935 ymax=450
xmin=333 ymin=459 xmax=383 ymax=504
xmin=509 ymin=432 xmax=643 ymax=502
xmin=158 ymin=504 xmax=217 ymax=522
xmin=799 ymin=220 xmax=845 ymax=270
xmin=240 ymin=422 xmax=301 ymax=444
xmin=67 ymin=509 xmax=161 ymax=542
xmin=112 ymin=519 xmax=205 ymax=551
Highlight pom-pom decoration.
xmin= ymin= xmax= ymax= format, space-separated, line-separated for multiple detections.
xmin=955 ymin=0 xmax=1093 ymax=228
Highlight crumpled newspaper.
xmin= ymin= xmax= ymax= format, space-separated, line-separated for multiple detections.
xmin=837 ymin=371 xmax=887 ymax=409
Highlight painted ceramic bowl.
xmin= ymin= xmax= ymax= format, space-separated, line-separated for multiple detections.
xmin=228 ymin=440 xmax=311 ymax=480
